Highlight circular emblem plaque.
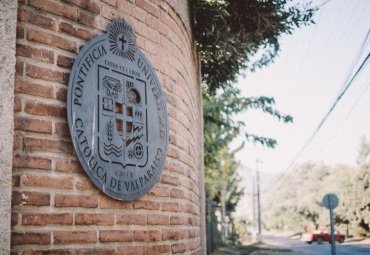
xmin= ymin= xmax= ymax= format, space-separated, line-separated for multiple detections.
xmin=67 ymin=19 xmax=168 ymax=200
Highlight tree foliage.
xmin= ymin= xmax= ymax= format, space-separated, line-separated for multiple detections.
xmin=191 ymin=0 xmax=316 ymax=92
xmin=191 ymin=0 xmax=317 ymax=243
xmin=203 ymin=86 xmax=293 ymax=190
xmin=264 ymin=137 xmax=370 ymax=236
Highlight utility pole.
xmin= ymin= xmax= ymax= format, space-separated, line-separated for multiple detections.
xmin=252 ymin=176 xmax=256 ymax=241
xmin=256 ymin=160 xmax=262 ymax=235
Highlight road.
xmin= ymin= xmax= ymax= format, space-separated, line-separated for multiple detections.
xmin=261 ymin=235 xmax=370 ymax=255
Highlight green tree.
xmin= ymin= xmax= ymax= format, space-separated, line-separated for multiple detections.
xmin=357 ymin=135 xmax=370 ymax=165
xmin=191 ymin=0 xmax=316 ymax=92
xmin=191 ymin=0 xmax=317 ymax=244
xmin=264 ymin=162 xmax=356 ymax=233
xmin=206 ymin=147 xmax=244 ymax=242
xmin=352 ymin=136 xmax=370 ymax=235
xmin=203 ymin=86 xmax=293 ymax=184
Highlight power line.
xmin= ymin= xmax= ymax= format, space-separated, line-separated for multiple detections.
xmin=263 ymin=49 xmax=370 ymax=193
xmin=315 ymin=80 xmax=370 ymax=155
xmin=318 ymin=0 xmax=334 ymax=8
xmin=338 ymin=29 xmax=370 ymax=93
xmin=301 ymin=29 xmax=370 ymax=158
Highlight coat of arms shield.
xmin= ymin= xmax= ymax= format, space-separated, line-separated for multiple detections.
xmin=97 ymin=66 xmax=148 ymax=168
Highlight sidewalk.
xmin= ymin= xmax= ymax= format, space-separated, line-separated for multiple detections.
xmin=211 ymin=243 xmax=304 ymax=255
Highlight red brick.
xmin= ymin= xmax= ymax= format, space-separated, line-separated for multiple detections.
xmin=74 ymin=248 xmax=115 ymax=255
xmin=161 ymin=174 xmax=180 ymax=186
xmin=187 ymin=203 xmax=199 ymax=215
xmin=23 ymin=249 xmax=73 ymax=255
xmin=55 ymin=87 xmax=68 ymax=102
xmin=54 ymin=231 xmax=97 ymax=244
xmin=161 ymin=11 xmax=179 ymax=34
xmin=22 ymin=213 xmax=73 ymax=225
xmin=57 ymin=55 xmax=73 ymax=68
xmin=16 ymin=61 xmax=24 ymax=76
xmin=75 ymin=213 xmax=114 ymax=225
xmin=13 ymin=154 xmax=51 ymax=170
xmin=11 ymin=212 xmax=19 ymax=226
xmin=63 ymin=0 xmax=100 ymax=14
xmin=78 ymin=11 xmax=106 ymax=31
xmin=15 ymin=78 xmax=54 ymax=98
xmin=189 ymin=229 xmax=199 ymax=239
xmin=12 ymin=232 xmax=51 ymax=245
xmin=102 ymin=0 xmax=116 ymax=7
xmin=17 ymin=26 xmax=25 ymax=39
xmin=134 ymin=200 xmax=161 ymax=210
xmin=14 ymin=134 xmax=23 ymax=152
xmin=147 ymin=15 xmax=168 ymax=36
xmin=171 ymin=243 xmax=186 ymax=254
xmin=167 ymin=147 xmax=179 ymax=159
xmin=170 ymin=188 xmax=185 ymax=199
xmin=99 ymin=230 xmax=133 ymax=243
xmin=147 ymin=245 xmax=171 ymax=255
xmin=144 ymin=29 xmax=160 ymax=45
xmin=17 ymin=43 xmax=54 ymax=63
xmin=178 ymin=203 xmax=188 ymax=213
xmin=162 ymin=229 xmax=185 ymax=241
xmin=28 ymin=29 xmax=76 ymax=52
xmin=116 ymin=246 xmax=145 ymax=255
xmin=14 ymin=116 xmax=52 ymax=134
xmin=23 ymin=137 xmax=72 ymax=154
xmin=22 ymin=173 xmax=73 ymax=189
xmin=170 ymin=216 xmax=188 ymax=226
xmin=149 ymin=186 xmax=170 ymax=197
xmin=148 ymin=214 xmax=169 ymax=225
xmin=189 ymin=239 xmax=201 ymax=251
xmin=101 ymin=5 xmax=119 ymax=20
xmin=134 ymin=230 xmax=161 ymax=242
xmin=14 ymin=97 xmax=22 ymax=112
xmin=162 ymin=202 xmax=179 ymax=212
xmin=75 ymin=176 xmax=96 ymax=190
xmin=12 ymin=191 xmax=50 ymax=206
xmin=55 ymin=158 xmax=82 ymax=173
xmin=59 ymin=21 xmax=94 ymax=41
xmin=25 ymin=100 xmax=66 ymax=118
xmin=116 ymin=213 xmax=147 ymax=225
xmin=55 ymin=194 xmax=98 ymax=208
xmin=166 ymin=161 xmax=183 ymax=174
xmin=136 ymin=0 xmax=159 ymax=17
xmin=116 ymin=1 xmax=135 ymax=15
xmin=12 ymin=175 xmax=21 ymax=187
xmin=17 ymin=9 xmax=56 ymax=30
xmin=26 ymin=64 xmax=69 ymax=84
xmin=29 ymin=0 xmax=78 ymax=21
xmin=54 ymin=122 xmax=70 ymax=137
xmin=99 ymin=196 xmax=133 ymax=209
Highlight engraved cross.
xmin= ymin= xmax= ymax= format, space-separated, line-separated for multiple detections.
xmin=119 ymin=34 xmax=128 ymax=51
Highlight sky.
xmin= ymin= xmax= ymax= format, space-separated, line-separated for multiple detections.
xmin=235 ymin=0 xmax=370 ymax=217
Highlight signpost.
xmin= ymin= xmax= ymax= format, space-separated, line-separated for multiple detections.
xmin=322 ymin=193 xmax=339 ymax=255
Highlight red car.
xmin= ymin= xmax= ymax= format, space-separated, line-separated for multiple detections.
xmin=301 ymin=228 xmax=345 ymax=244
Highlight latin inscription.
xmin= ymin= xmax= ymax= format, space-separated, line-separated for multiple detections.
xmin=74 ymin=117 xmax=162 ymax=194
xmin=67 ymin=19 xmax=168 ymax=201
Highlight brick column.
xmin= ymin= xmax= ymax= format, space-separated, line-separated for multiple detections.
xmin=11 ymin=1 xmax=204 ymax=254
xmin=0 ymin=0 xmax=18 ymax=253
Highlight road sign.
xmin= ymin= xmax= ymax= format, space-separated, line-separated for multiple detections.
xmin=322 ymin=193 xmax=339 ymax=209
xmin=322 ymin=193 xmax=339 ymax=255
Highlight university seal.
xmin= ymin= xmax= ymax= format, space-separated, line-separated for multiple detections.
xmin=67 ymin=19 xmax=168 ymax=200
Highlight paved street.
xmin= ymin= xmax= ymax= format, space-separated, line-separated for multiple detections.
xmin=262 ymin=235 xmax=370 ymax=255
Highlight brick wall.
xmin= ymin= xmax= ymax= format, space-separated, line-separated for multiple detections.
xmin=12 ymin=0 xmax=204 ymax=254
